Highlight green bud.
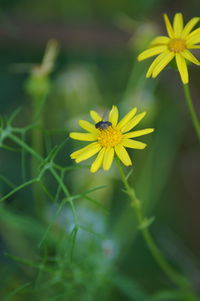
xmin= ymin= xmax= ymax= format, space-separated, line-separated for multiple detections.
xmin=25 ymin=73 xmax=51 ymax=100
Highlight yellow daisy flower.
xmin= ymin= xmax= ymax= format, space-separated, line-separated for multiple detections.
xmin=69 ymin=106 xmax=154 ymax=173
xmin=137 ymin=13 xmax=200 ymax=84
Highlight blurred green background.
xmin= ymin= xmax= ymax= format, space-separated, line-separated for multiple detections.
xmin=0 ymin=0 xmax=200 ymax=300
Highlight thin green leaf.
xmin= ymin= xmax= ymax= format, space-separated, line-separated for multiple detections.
xmin=3 ymin=282 xmax=31 ymax=301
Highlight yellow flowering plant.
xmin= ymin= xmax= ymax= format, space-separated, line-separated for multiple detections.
xmin=138 ymin=13 xmax=200 ymax=142
xmin=69 ymin=105 xmax=196 ymax=295
xmin=68 ymin=13 xmax=199 ymax=297
xmin=70 ymin=105 xmax=154 ymax=172
xmin=137 ymin=13 xmax=200 ymax=84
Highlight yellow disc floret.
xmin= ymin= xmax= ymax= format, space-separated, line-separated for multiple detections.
xmin=168 ymin=38 xmax=186 ymax=53
xmin=98 ymin=127 xmax=122 ymax=147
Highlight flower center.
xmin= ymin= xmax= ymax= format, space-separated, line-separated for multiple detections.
xmin=168 ymin=38 xmax=186 ymax=53
xmin=98 ymin=127 xmax=122 ymax=148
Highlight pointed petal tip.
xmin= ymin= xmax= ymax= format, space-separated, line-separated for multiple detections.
xmin=175 ymin=12 xmax=183 ymax=16
xmin=110 ymin=104 xmax=118 ymax=114
xmin=121 ymin=160 xmax=132 ymax=167
xmin=152 ymin=73 xmax=159 ymax=79
xmin=69 ymin=132 xmax=74 ymax=138
xmin=182 ymin=77 xmax=189 ymax=84
xmin=78 ymin=120 xmax=86 ymax=127
xmin=69 ymin=133 xmax=75 ymax=139
xmin=147 ymin=128 xmax=155 ymax=133
xmin=103 ymin=166 xmax=109 ymax=171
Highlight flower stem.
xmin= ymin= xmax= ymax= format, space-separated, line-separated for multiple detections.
xmin=115 ymin=158 xmax=193 ymax=293
xmin=183 ymin=84 xmax=200 ymax=142
xmin=31 ymin=93 xmax=48 ymax=219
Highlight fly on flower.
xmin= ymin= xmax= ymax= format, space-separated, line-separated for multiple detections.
xmin=137 ymin=13 xmax=200 ymax=84
xmin=94 ymin=109 xmax=112 ymax=130
xmin=69 ymin=106 xmax=154 ymax=173
xmin=95 ymin=120 xmax=112 ymax=130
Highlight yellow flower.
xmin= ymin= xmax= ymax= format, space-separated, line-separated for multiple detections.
xmin=137 ymin=13 xmax=200 ymax=84
xmin=69 ymin=106 xmax=154 ymax=173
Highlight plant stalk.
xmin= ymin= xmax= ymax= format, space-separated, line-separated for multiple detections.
xmin=116 ymin=158 xmax=195 ymax=295
xmin=183 ymin=84 xmax=200 ymax=142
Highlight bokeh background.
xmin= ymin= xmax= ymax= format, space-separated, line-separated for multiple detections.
xmin=0 ymin=0 xmax=200 ymax=300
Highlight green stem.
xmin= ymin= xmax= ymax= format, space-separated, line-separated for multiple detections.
xmin=32 ymin=99 xmax=45 ymax=171
xmin=50 ymin=168 xmax=78 ymax=226
xmin=0 ymin=178 xmax=38 ymax=203
xmin=50 ymin=167 xmax=79 ymax=260
xmin=116 ymin=158 xmax=192 ymax=292
xmin=9 ymin=133 xmax=43 ymax=162
xmin=183 ymin=84 xmax=200 ymax=142
xmin=31 ymin=96 xmax=47 ymax=218
xmin=9 ymin=132 xmax=64 ymax=172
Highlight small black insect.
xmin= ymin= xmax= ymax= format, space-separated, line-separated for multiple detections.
xmin=95 ymin=121 xmax=112 ymax=130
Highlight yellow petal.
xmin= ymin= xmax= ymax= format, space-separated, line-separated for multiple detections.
xmin=103 ymin=148 xmax=114 ymax=170
xmin=121 ymin=112 xmax=146 ymax=133
xmin=79 ymin=120 xmax=98 ymax=133
xmin=175 ymin=53 xmax=189 ymax=84
xmin=187 ymin=27 xmax=200 ymax=39
xmin=123 ymin=128 xmax=154 ymax=138
xmin=75 ymin=143 xmax=101 ymax=163
xmin=150 ymin=36 xmax=170 ymax=46
xmin=117 ymin=107 xmax=137 ymax=130
xmin=164 ymin=14 xmax=175 ymax=38
xmin=90 ymin=147 xmax=106 ymax=173
xmin=137 ymin=46 xmax=167 ymax=61
xmin=152 ymin=52 xmax=174 ymax=78
xmin=186 ymin=33 xmax=200 ymax=46
xmin=90 ymin=110 xmax=102 ymax=123
xmin=70 ymin=142 xmax=97 ymax=159
xmin=115 ymin=144 xmax=132 ymax=166
xmin=182 ymin=17 xmax=200 ymax=37
xmin=146 ymin=52 xmax=168 ymax=78
xmin=122 ymin=139 xmax=147 ymax=149
xmin=188 ymin=45 xmax=200 ymax=49
xmin=173 ymin=13 xmax=183 ymax=37
xmin=108 ymin=105 xmax=119 ymax=126
xmin=182 ymin=50 xmax=200 ymax=66
xmin=69 ymin=132 xmax=97 ymax=141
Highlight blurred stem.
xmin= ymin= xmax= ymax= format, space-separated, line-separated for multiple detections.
xmin=32 ymin=97 xmax=45 ymax=161
xmin=183 ymin=84 xmax=200 ymax=142
xmin=49 ymin=167 xmax=78 ymax=226
xmin=116 ymin=158 xmax=194 ymax=294
xmin=9 ymin=133 xmax=42 ymax=162
xmin=31 ymin=95 xmax=47 ymax=219
xmin=31 ymin=95 xmax=46 ymax=166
